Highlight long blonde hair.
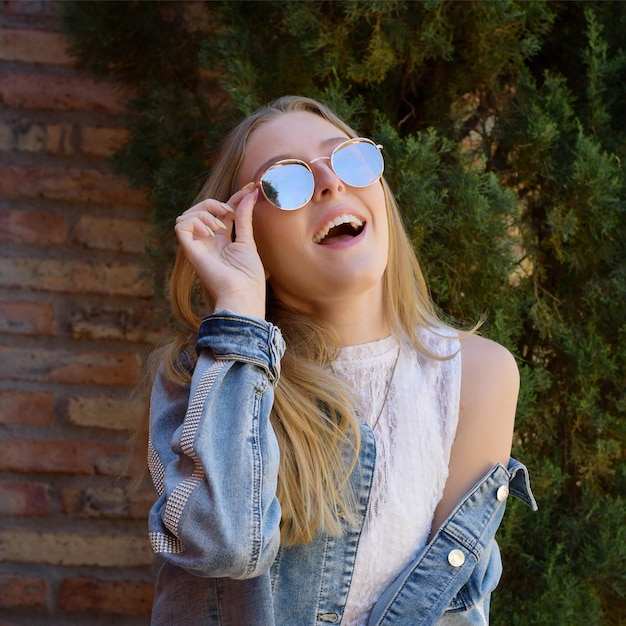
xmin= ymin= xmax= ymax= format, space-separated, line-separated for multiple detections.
xmin=155 ymin=96 xmax=451 ymax=545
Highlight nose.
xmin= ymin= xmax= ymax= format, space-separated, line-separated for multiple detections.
xmin=309 ymin=156 xmax=345 ymax=201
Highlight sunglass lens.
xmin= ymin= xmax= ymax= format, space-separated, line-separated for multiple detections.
xmin=333 ymin=141 xmax=383 ymax=187
xmin=261 ymin=163 xmax=315 ymax=210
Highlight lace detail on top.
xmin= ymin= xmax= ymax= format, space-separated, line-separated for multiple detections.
xmin=332 ymin=328 xmax=461 ymax=626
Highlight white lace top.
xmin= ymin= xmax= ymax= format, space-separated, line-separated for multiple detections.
xmin=332 ymin=328 xmax=461 ymax=626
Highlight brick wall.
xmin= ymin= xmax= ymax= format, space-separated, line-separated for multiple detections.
xmin=1 ymin=2 xmax=162 ymax=624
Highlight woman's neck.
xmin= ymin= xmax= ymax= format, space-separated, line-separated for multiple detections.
xmin=272 ymin=280 xmax=389 ymax=346
xmin=316 ymin=289 xmax=389 ymax=347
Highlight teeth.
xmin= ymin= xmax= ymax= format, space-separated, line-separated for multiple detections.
xmin=313 ymin=214 xmax=363 ymax=244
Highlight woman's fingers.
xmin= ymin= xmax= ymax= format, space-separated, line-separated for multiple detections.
xmin=227 ymin=182 xmax=256 ymax=207
xmin=175 ymin=182 xmax=259 ymax=253
xmin=176 ymin=200 xmax=232 ymax=227
xmin=176 ymin=183 xmax=257 ymax=238
xmin=176 ymin=212 xmax=229 ymax=238
xmin=175 ymin=215 xmax=216 ymax=240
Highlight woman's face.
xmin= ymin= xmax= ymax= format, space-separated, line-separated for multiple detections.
xmin=237 ymin=111 xmax=389 ymax=317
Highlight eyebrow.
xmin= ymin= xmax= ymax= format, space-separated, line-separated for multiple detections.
xmin=252 ymin=136 xmax=348 ymax=182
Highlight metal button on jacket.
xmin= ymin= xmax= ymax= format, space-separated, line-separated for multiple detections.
xmin=448 ymin=549 xmax=466 ymax=567
xmin=497 ymin=484 xmax=510 ymax=501
xmin=317 ymin=613 xmax=339 ymax=623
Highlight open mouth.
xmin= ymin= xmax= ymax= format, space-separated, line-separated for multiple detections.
xmin=313 ymin=214 xmax=365 ymax=245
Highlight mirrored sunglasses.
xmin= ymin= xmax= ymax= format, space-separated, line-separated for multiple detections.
xmin=257 ymin=137 xmax=384 ymax=211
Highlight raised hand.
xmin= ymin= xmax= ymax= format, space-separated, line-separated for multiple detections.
xmin=174 ymin=184 xmax=267 ymax=319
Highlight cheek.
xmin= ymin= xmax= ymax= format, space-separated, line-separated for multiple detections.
xmin=251 ymin=205 xmax=288 ymax=270
xmin=366 ymin=184 xmax=389 ymax=231
xmin=251 ymin=213 xmax=272 ymax=263
xmin=371 ymin=183 xmax=387 ymax=212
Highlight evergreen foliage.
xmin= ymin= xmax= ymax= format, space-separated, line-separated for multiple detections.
xmin=61 ymin=1 xmax=626 ymax=622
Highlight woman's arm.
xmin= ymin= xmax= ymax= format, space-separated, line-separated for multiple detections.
xmin=430 ymin=334 xmax=519 ymax=537
xmin=148 ymin=313 xmax=285 ymax=579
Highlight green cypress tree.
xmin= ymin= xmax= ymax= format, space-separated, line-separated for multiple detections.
xmin=61 ymin=1 xmax=626 ymax=622
xmin=492 ymin=6 xmax=626 ymax=623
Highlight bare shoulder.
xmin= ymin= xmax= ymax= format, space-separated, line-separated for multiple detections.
xmin=458 ymin=333 xmax=519 ymax=458
xmin=457 ymin=333 xmax=519 ymax=465
xmin=430 ymin=333 xmax=519 ymax=535
xmin=460 ymin=333 xmax=520 ymax=403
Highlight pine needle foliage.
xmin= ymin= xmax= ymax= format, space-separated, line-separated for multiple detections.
xmin=61 ymin=1 xmax=626 ymax=622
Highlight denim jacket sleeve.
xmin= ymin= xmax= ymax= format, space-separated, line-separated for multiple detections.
xmin=147 ymin=311 xmax=286 ymax=580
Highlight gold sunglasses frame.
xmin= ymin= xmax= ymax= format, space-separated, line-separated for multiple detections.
xmin=255 ymin=137 xmax=384 ymax=211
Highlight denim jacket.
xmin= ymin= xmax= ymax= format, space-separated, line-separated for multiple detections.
xmin=148 ymin=312 xmax=537 ymax=626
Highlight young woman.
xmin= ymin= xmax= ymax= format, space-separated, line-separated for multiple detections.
xmin=147 ymin=95 xmax=536 ymax=625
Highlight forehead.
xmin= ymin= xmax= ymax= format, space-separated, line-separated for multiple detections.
xmin=238 ymin=111 xmax=350 ymax=183
xmin=251 ymin=110 xmax=346 ymax=147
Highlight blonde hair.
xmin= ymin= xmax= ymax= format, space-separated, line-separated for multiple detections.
xmin=153 ymin=96 xmax=453 ymax=545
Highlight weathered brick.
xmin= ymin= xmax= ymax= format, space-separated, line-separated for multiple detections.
xmin=0 ymin=119 xmax=74 ymax=155
xmin=0 ymin=27 xmax=72 ymax=65
xmin=0 ymin=208 xmax=67 ymax=245
xmin=14 ymin=119 xmax=74 ymax=155
xmin=67 ymin=302 xmax=165 ymax=343
xmin=15 ymin=120 xmax=45 ymax=152
xmin=66 ymin=395 xmax=142 ymax=431
xmin=0 ymin=531 xmax=153 ymax=567
xmin=80 ymin=125 xmax=129 ymax=157
xmin=73 ymin=215 xmax=150 ymax=253
xmin=0 ymin=300 xmax=56 ymax=335
xmin=0 ymin=163 xmax=147 ymax=205
xmin=0 ymin=575 xmax=48 ymax=609
xmin=2 ymin=1 xmax=60 ymax=17
xmin=60 ymin=485 xmax=152 ymax=520
xmin=0 ymin=390 xmax=53 ymax=425
xmin=0 ymin=120 xmax=15 ymax=151
xmin=45 ymin=122 xmax=75 ymax=154
xmin=58 ymin=577 xmax=154 ymax=615
xmin=0 ymin=440 xmax=143 ymax=476
xmin=0 ymin=480 xmax=49 ymax=516
xmin=0 ymin=347 xmax=140 ymax=385
xmin=0 ymin=73 xmax=124 ymax=115
xmin=0 ymin=257 xmax=152 ymax=297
